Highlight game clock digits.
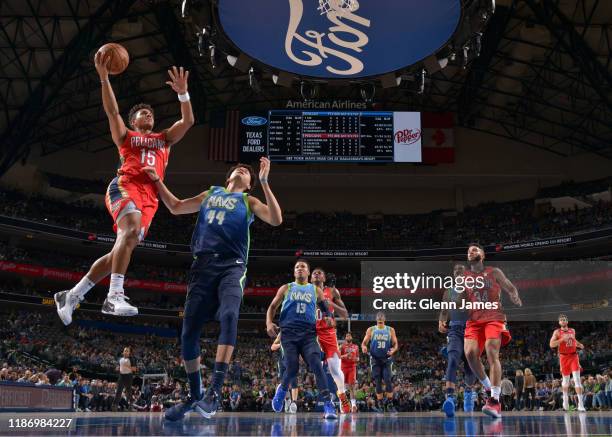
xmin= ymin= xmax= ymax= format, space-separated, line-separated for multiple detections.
xmin=239 ymin=110 xmax=422 ymax=163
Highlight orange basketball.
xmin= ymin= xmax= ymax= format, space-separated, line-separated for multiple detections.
xmin=97 ymin=43 xmax=129 ymax=75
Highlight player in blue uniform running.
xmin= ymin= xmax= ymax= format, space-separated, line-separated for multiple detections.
xmin=438 ymin=263 xmax=477 ymax=417
xmin=361 ymin=312 xmax=398 ymax=412
xmin=266 ymin=259 xmax=338 ymax=420
xmin=143 ymin=157 xmax=282 ymax=421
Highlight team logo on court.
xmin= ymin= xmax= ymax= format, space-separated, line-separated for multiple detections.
xmin=394 ymin=128 xmax=421 ymax=146
xmin=217 ymin=0 xmax=461 ymax=79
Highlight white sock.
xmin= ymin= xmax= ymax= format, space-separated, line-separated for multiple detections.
xmin=491 ymin=386 xmax=501 ymax=401
xmin=327 ymin=355 xmax=346 ymax=393
xmin=578 ymin=394 xmax=584 ymax=408
xmin=480 ymin=377 xmax=492 ymax=390
xmin=72 ymin=276 xmax=95 ymax=298
xmin=351 ymin=398 xmax=356 ymax=407
xmin=109 ymin=273 xmax=125 ymax=295
xmin=563 ymin=392 xmax=569 ymax=405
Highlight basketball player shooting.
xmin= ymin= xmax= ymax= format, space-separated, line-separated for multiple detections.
xmin=54 ymin=49 xmax=194 ymax=324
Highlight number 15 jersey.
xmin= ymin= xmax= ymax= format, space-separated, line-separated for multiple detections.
xmin=117 ymin=130 xmax=170 ymax=184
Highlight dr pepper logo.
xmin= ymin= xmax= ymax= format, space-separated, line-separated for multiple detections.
xmin=394 ymin=128 xmax=421 ymax=145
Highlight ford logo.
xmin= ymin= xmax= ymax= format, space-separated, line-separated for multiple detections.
xmin=242 ymin=116 xmax=268 ymax=126
xmin=218 ymin=0 xmax=461 ymax=79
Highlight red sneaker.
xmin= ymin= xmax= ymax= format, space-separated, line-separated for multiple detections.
xmin=482 ymin=398 xmax=502 ymax=418
xmin=338 ymin=392 xmax=351 ymax=414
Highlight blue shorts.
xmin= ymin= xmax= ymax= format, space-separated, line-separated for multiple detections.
xmin=183 ymin=254 xmax=247 ymax=322
xmin=280 ymin=327 xmax=321 ymax=362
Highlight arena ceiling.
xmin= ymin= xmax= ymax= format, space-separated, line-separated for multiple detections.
xmin=1 ymin=0 xmax=612 ymax=177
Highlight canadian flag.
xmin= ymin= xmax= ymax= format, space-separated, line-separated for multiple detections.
xmin=421 ymin=112 xmax=455 ymax=164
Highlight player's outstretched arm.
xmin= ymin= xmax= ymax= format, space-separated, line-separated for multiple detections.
xmin=164 ymin=66 xmax=195 ymax=146
xmin=266 ymin=285 xmax=287 ymax=337
xmin=95 ymin=51 xmax=127 ymax=147
xmin=388 ymin=327 xmax=399 ymax=356
xmin=361 ymin=327 xmax=372 ymax=354
xmin=492 ymin=267 xmax=522 ymax=306
xmin=330 ymin=287 xmax=349 ymax=319
xmin=142 ymin=166 xmax=207 ymax=215
xmin=248 ymin=157 xmax=283 ymax=226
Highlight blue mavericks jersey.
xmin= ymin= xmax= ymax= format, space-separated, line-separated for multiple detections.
xmin=448 ymin=287 xmax=469 ymax=326
xmin=191 ymin=186 xmax=254 ymax=261
xmin=370 ymin=325 xmax=391 ymax=358
xmin=279 ymin=282 xmax=317 ymax=330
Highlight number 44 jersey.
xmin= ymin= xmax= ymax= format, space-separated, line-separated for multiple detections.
xmin=191 ymin=186 xmax=254 ymax=261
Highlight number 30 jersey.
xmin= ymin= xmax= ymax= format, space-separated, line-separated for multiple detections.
xmin=279 ymin=282 xmax=317 ymax=331
xmin=191 ymin=186 xmax=254 ymax=261
xmin=117 ymin=130 xmax=170 ymax=184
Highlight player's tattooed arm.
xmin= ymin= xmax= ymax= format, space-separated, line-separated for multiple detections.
xmin=266 ymin=285 xmax=287 ymax=337
xmin=492 ymin=267 xmax=522 ymax=307
xmin=361 ymin=327 xmax=372 ymax=354
xmin=549 ymin=330 xmax=562 ymax=348
xmin=249 ymin=157 xmax=283 ymax=226
xmin=330 ymin=287 xmax=349 ymax=319
xmin=95 ymin=51 xmax=127 ymax=147
xmin=388 ymin=327 xmax=399 ymax=356
xmin=316 ymin=286 xmax=334 ymax=327
xmin=142 ymin=166 xmax=207 ymax=214
xmin=164 ymin=66 xmax=195 ymax=146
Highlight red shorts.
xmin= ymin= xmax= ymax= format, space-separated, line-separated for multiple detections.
xmin=560 ymin=353 xmax=581 ymax=376
xmin=105 ymin=175 xmax=158 ymax=239
xmin=464 ymin=320 xmax=511 ymax=353
xmin=317 ymin=328 xmax=340 ymax=360
xmin=342 ymin=365 xmax=357 ymax=385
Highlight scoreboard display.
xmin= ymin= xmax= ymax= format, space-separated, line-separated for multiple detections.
xmin=239 ymin=110 xmax=422 ymax=163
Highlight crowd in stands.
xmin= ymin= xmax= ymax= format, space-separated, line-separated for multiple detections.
xmin=2 ymin=179 xmax=611 ymax=250
xmin=2 ymin=309 xmax=610 ymax=413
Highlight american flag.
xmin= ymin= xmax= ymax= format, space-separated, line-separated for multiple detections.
xmin=208 ymin=109 xmax=240 ymax=161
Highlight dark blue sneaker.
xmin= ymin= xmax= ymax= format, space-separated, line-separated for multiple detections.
xmin=164 ymin=396 xmax=197 ymax=422
xmin=443 ymin=395 xmax=456 ymax=418
xmin=194 ymin=390 xmax=219 ymax=419
xmin=324 ymin=400 xmax=338 ymax=420
xmin=272 ymin=384 xmax=287 ymax=413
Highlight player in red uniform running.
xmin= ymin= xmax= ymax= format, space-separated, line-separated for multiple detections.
xmin=462 ymin=243 xmax=522 ymax=419
xmin=311 ymin=268 xmax=351 ymax=414
xmin=550 ymin=314 xmax=586 ymax=411
xmin=54 ymin=52 xmax=194 ymax=324
xmin=340 ymin=332 xmax=360 ymax=412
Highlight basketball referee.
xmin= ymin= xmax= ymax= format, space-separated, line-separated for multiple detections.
xmin=114 ymin=347 xmax=136 ymax=411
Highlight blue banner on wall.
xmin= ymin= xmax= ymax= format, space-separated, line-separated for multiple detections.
xmin=218 ymin=0 xmax=461 ymax=79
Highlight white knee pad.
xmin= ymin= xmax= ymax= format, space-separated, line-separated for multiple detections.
xmin=562 ymin=375 xmax=571 ymax=388
xmin=572 ymin=371 xmax=582 ymax=388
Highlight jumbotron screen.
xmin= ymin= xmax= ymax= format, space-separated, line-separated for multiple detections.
xmin=240 ymin=110 xmax=422 ymax=163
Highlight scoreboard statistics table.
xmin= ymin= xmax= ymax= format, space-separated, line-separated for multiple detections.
xmin=240 ymin=110 xmax=422 ymax=163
